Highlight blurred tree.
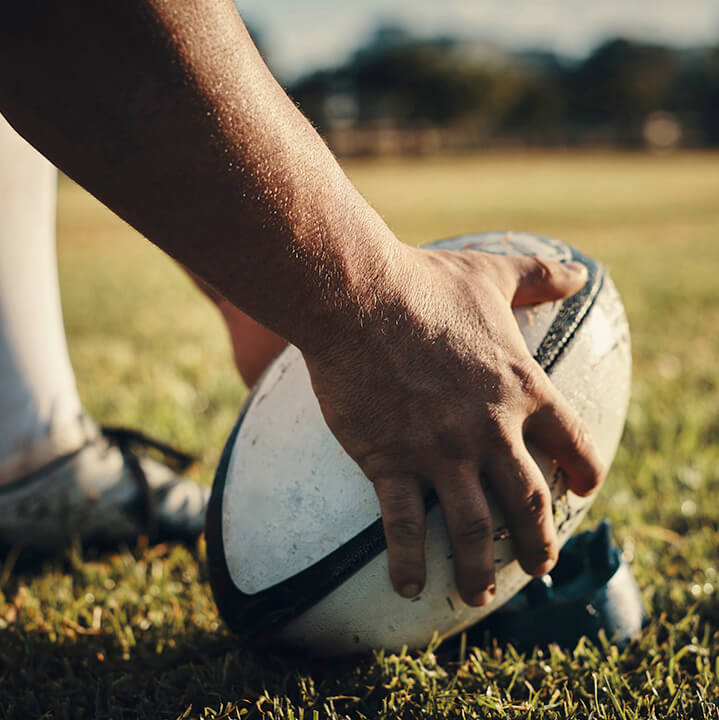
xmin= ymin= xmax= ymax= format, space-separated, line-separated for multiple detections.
xmin=673 ymin=46 xmax=719 ymax=145
xmin=566 ymin=39 xmax=682 ymax=145
xmin=288 ymin=25 xmax=719 ymax=151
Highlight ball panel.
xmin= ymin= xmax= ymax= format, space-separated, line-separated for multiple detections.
xmin=222 ymin=348 xmax=379 ymax=595
xmin=207 ymin=418 xmax=390 ymax=644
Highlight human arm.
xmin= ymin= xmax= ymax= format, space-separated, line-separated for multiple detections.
xmin=0 ymin=0 xmax=604 ymax=604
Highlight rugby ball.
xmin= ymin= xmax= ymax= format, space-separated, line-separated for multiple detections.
xmin=206 ymin=232 xmax=631 ymax=656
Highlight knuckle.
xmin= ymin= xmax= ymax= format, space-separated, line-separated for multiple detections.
xmin=362 ymin=452 xmax=401 ymax=480
xmin=454 ymin=514 xmax=493 ymax=546
xmin=567 ymin=417 xmax=592 ymax=452
xmin=528 ymin=256 xmax=553 ymax=281
xmin=509 ymin=358 xmax=545 ymax=403
xmin=483 ymin=409 xmax=515 ymax=447
xmin=520 ymin=486 xmax=551 ymax=522
xmin=385 ymin=517 xmax=424 ymax=546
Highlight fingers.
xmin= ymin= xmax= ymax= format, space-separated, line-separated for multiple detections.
xmin=373 ymin=475 xmax=427 ymax=598
xmin=494 ymin=255 xmax=588 ymax=307
xmin=486 ymin=443 xmax=558 ymax=577
xmin=372 ymin=403 xmax=603 ymax=603
xmin=372 ymin=384 xmax=603 ymax=604
xmin=525 ymin=389 xmax=606 ymax=497
xmin=433 ymin=462 xmax=496 ymax=607
xmin=375 ymin=465 xmax=497 ymax=607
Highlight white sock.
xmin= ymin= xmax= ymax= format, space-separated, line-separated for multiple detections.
xmin=0 ymin=114 xmax=84 ymax=483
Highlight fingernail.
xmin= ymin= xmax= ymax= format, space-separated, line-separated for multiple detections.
xmin=531 ymin=546 xmax=558 ymax=576
xmin=564 ymin=261 xmax=586 ymax=274
xmin=400 ymin=583 xmax=421 ymax=599
xmin=471 ymin=585 xmax=496 ymax=607
xmin=543 ymin=543 xmax=558 ymax=562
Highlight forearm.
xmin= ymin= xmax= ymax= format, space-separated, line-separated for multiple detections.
xmin=0 ymin=0 xmax=400 ymax=355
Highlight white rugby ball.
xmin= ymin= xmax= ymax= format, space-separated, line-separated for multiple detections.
xmin=207 ymin=232 xmax=631 ymax=656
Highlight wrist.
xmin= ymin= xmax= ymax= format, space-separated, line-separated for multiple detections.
xmin=292 ymin=212 xmax=410 ymax=359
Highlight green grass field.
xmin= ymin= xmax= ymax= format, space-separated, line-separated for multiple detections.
xmin=2 ymin=152 xmax=718 ymax=719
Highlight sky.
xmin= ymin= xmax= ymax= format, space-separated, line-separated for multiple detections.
xmin=234 ymin=0 xmax=719 ymax=82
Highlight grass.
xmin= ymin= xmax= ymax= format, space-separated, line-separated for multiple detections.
xmin=1 ymin=151 xmax=719 ymax=718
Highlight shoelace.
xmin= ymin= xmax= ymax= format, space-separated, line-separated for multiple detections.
xmin=100 ymin=426 xmax=196 ymax=541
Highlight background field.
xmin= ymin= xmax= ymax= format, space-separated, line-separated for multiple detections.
xmin=1 ymin=152 xmax=718 ymax=718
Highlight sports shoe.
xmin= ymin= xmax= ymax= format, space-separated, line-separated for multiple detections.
xmin=0 ymin=413 xmax=208 ymax=555
xmin=467 ymin=520 xmax=646 ymax=650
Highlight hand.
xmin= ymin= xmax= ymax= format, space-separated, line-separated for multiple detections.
xmin=304 ymin=244 xmax=605 ymax=607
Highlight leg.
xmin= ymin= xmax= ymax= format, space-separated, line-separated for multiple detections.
xmin=189 ymin=272 xmax=286 ymax=387
xmin=0 ymin=113 xmax=84 ymax=483
xmin=0 ymin=115 xmax=207 ymax=551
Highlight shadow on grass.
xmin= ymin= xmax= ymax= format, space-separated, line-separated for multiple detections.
xmin=0 ymin=545 xmax=323 ymax=720
xmin=0 ymin=619 xmax=306 ymax=719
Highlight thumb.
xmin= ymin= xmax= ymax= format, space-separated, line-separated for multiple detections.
xmin=508 ymin=256 xmax=588 ymax=307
